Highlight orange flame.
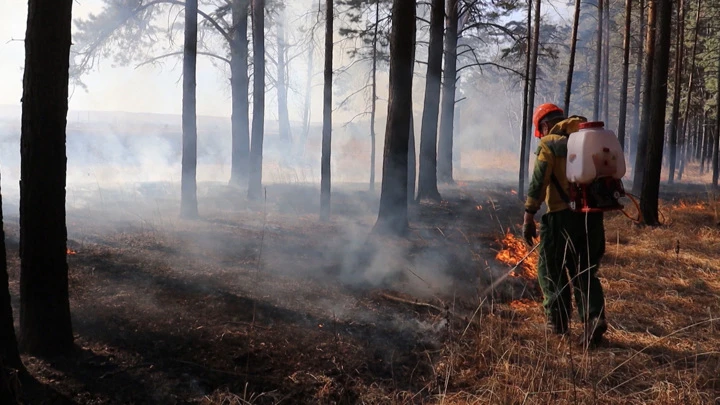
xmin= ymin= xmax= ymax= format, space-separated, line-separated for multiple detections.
xmin=476 ymin=205 xmax=483 ymax=211
xmin=495 ymin=229 xmax=538 ymax=279
xmin=66 ymin=248 xmax=77 ymax=255
xmin=510 ymin=189 xmax=518 ymax=195
xmin=672 ymin=200 xmax=705 ymax=210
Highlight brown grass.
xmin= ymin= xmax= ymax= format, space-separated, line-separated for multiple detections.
xmin=413 ymin=194 xmax=720 ymax=404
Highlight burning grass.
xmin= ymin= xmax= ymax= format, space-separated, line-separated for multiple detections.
xmin=495 ymin=229 xmax=539 ymax=279
xmin=426 ymin=193 xmax=720 ymax=404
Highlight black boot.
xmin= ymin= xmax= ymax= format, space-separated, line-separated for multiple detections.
xmin=582 ymin=317 xmax=608 ymax=348
xmin=546 ymin=310 xmax=569 ymax=335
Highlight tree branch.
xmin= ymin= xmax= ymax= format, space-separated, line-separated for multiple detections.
xmin=135 ymin=50 xmax=230 ymax=69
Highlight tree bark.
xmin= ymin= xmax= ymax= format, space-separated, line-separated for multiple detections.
xmin=0 ymin=173 xmax=22 ymax=371
xmin=276 ymin=11 xmax=292 ymax=145
xmin=593 ymin=0 xmax=604 ymax=121
xmin=678 ymin=0 xmax=701 ymax=175
xmin=518 ymin=0 xmax=532 ymax=200
xmin=374 ymin=0 xmax=415 ymax=235
xmin=714 ymin=62 xmax=719 ymax=186
xmin=229 ymin=0 xmax=250 ymax=187
xmin=320 ymin=0 xmax=332 ymax=220
xmin=640 ymin=0 xmax=672 ymax=225
xmin=630 ymin=0 xmax=645 ymax=161
xmin=180 ymin=0 xmax=199 ymax=218
xmin=667 ymin=0 xmax=684 ymax=183
xmin=416 ymin=0 xmax=444 ymax=202
xmin=563 ymin=0 xmax=581 ymax=114
xmin=618 ymin=0 xmax=633 ymax=149
xmin=248 ymin=0 xmax=265 ymax=200
xmin=437 ymin=0 xmax=458 ymax=184
xmin=20 ymin=0 xmax=75 ymax=357
xmin=602 ymin=0 xmax=611 ymax=124
xmin=632 ymin=0 xmax=656 ymax=195
xmin=524 ymin=0 xmax=541 ymax=183
xmin=369 ymin=0 xmax=380 ymax=191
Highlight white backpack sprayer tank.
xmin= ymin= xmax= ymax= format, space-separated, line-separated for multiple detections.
xmin=566 ymin=121 xmax=626 ymax=212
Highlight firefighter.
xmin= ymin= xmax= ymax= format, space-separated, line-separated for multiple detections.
xmin=522 ymin=103 xmax=608 ymax=348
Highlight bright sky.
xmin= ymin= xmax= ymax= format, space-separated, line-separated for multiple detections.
xmin=0 ymin=0 xmax=235 ymax=117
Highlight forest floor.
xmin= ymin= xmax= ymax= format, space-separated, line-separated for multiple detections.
xmin=3 ymin=178 xmax=720 ymax=404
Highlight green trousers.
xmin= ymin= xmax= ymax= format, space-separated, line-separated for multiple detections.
xmin=537 ymin=209 xmax=606 ymax=324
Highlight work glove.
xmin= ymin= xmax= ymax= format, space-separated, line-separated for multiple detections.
xmin=522 ymin=221 xmax=537 ymax=247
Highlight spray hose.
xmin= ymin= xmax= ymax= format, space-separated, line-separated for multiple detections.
xmin=620 ymin=193 xmax=667 ymax=225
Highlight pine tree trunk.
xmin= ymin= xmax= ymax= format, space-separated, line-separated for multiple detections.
xmin=180 ymin=0 xmax=199 ymax=218
xmin=20 ymin=0 xmax=75 ymax=357
xmin=437 ymin=0 xmax=458 ymax=184
xmin=229 ymin=0 xmax=250 ymax=187
xmin=678 ymin=0 xmax=701 ymax=178
xmin=700 ymin=111 xmax=707 ymax=174
xmin=518 ymin=0 xmax=532 ymax=200
xmin=602 ymin=0 xmax=611 ymax=124
xmin=525 ymin=0 xmax=541 ymax=169
xmin=369 ymin=0 xmax=380 ymax=191
xmin=416 ymin=0 xmax=444 ymax=202
xmin=320 ymin=0 xmax=332 ymax=220
xmin=276 ymin=11 xmax=292 ymax=145
xmin=563 ymin=0 xmax=581 ymax=114
xmin=301 ymin=6 xmax=315 ymax=147
xmin=668 ymin=0 xmax=684 ymax=184
xmin=618 ymin=0 xmax=633 ymax=148
xmin=408 ymin=115 xmax=416 ymax=207
xmin=374 ymin=0 xmax=415 ymax=235
xmin=630 ymin=0 xmax=645 ymax=161
xmin=248 ymin=0 xmax=265 ymax=200
xmin=593 ymin=0 xmax=604 ymax=121
xmin=713 ymin=67 xmax=719 ymax=185
xmin=0 ymin=173 xmax=22 ymax=371
xmin=640 ymin=0 xmax=672 ymax=225
xmin=632 ymin=0 xmax=656 ymax=195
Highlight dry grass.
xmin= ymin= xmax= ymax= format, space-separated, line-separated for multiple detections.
xmin=406 ymin=195 xmax=720 ymax=405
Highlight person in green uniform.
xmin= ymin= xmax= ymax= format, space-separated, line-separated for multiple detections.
xmin=522 ymin=103 xmax=608 ymax=348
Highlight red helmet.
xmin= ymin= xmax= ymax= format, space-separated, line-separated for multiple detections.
xmin=532 ymin=103 xmax=564 ymax=138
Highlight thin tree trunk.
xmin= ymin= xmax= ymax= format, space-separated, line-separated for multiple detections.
xmin=632 ymin=0 xmax=656 ymax=195
xmin=320 ymin=0 xmax=332 ymax=220
xmin=276 ymin=12 xmax=292 ymax=145
xmin=518 ymin=0 xmax=532 ymax=200
xmin=180 ymin=0 xmax=199 ymax=218
xmin=678 ymin=119 xmax=687 ymax=180
xmin=369 ymin=0 xmax=380 ymax=191
xmin=0 ymin=173 xmax=22 ymax=371
xmin=678 ymin=0 xmax=701 ymax=179
xmin=714 ymin=63 xmax=719 ymax=186
xmin=374 ymin=0 xmax=415 ymax=235
xmin=525 ymin=0 xmax=541 ymax=180
xmin=640 ymin=0 xmax=672 ymax=225
xmin=229 ymin=0 xmax=250 ymax=187
xmin=618 ymin=0 xmax=633 ymax=149
xmin=668 ymin=0 xmax=684 ymax=183
xmin=437 ymin=0 xmax=458 ymax=184
xmin=248 ymin=0 xmax=265 ymax=200
xmin=416 ymin=0 xmax=444 ymax=202
xmin=593 ymin=0 xmax=604 ymax=121
xmin=631 ymin=0 xmax=645 ymax=160
xmin=700 ymin=111 xmax=707 ymax=174
xmin=564 ymin=0 xmax=581 ymax=114
xmin=602 ymin=0 xmax=611 ymax=124
xmin=407 ymin=36 xmax=417 ymax=208
xmin=20 ymin=0 xmax=75 ymax=357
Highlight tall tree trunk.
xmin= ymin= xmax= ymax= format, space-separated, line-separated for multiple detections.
xmin=301 ymin=6 xmax=315 ymax=146
xmin=632 ymin=0 xmax=656 ymax=195
xmin=593 ymin=0 xmax=604 ymax=121
xmin=374 ymin=0 xmax=415 ymax=235
xmin=0 ymin=174 xmax=22 ymax=371
xmin=369 ymin=0 xmax=380 ymax=191
xmin=668 ymin=0 xmax=685 ymax=183
xmin=518 ymin=0 xmax=532 ymax=200
xmin=276 ymin=11 xmax=292 ymax=145
xmin=714 ymin=61 xmax=720 ymax=186
xmin=640 ymin=0 xmax=672 ymax=225
xmin=20 ymin=0 xmax=75 ymax=357
xmin=229 ymin=0 xmax=250 ymax=187
xmin=602 ymin=0 xmax=611 ymax=124
xmin=563 ymin=0 xmax=581 ymax=114
xmin=181 ymin=0 xmax=199 ymax=218
xmin=524 ymin=0 xmax=541 ymax=181
xmin=248 ymin=0 xmax=265 ymax=200
xmin=700 ymin=110 xmax=707 ymax=174
xmin=407 ymin=37 xmax=417 ymax=208
xmin=630 ymin=0 xmax=645 ymax=160
xmin=678 ymin=119 xmax=687 ymax=179
xmin=618 ymin=0 xmax=633 ymax=149
xmin=416 ymin=0 xmax=444 ymax=202
xmin=320 ymin=0 xmax=332 ymax=220
xmin=678 ymin=0 xmax=701 ymax=173
xmin=437 ymin=0 xmax=458 ymax=184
